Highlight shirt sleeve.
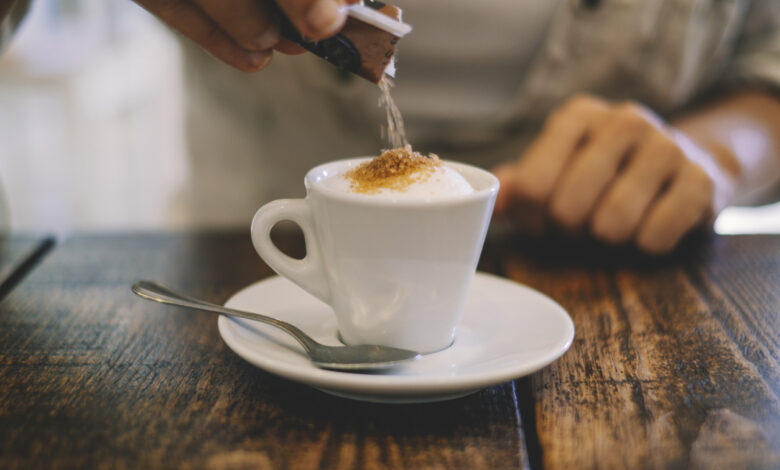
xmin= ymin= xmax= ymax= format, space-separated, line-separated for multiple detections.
xmin=721 ymin=0 xmax=780 ymax=93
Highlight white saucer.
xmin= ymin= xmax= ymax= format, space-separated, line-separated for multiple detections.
xmin=218 ymin=273 xmax=574 ymax=403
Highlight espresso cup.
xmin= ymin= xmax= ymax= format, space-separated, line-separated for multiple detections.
xmin=251 ymin=158 xmax=499 ymax=353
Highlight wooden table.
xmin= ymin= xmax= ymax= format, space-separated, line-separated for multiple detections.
xmin=0 ymin=230 xmax=777 ymax=469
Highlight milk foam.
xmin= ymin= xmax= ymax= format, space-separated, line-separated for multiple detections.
xmin=322 ymin=163 xmax=474 ymax=201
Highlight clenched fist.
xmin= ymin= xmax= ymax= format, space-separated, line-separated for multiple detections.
xmin=494 ymin=94 xmax=737 ymax=255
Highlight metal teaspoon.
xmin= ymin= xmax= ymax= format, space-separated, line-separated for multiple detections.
xmin=132 ymin=281 xmax=421 ymax=371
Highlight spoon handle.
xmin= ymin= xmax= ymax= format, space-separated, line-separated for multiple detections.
xmin=131 ymin=280 xmax=317 ymax=353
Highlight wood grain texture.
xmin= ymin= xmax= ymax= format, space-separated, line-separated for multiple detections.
xmin=0 ymin=234 xmax=53 ymax=298
xmin=500 ymin=233 xmax=780 ymax=470
xmin=0 ymin=232 xmax=527 ymax=470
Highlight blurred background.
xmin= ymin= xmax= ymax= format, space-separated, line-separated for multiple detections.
xmin=0 ymin=0 xmax=778 ymax=237
xmin=0 ymin=0 xmax=186 ymax=236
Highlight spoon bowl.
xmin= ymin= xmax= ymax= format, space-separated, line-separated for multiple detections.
xmin=132 ymin=281 xmax=421 ymax=370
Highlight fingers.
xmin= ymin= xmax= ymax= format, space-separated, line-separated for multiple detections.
xmin=497 ymin=93 xmax=726 ymax=255
xmin=550 ymin=103 xmax=661 ymax=230
xmin=492 ymin=164 xmax=515 ymax=216
xmin=636 ymin=161 xmax=714 ymax=254
xmin=590 ymin=132 xmax=682 ymax=244
xmin=134 ymin=0 xmax=359 ymax=72
xmin=135 ymin=0 xmax=273 ymax=72
xmin=275 ymin=0 xmax=351 ymax=40
xmin=274 ymin=38 xmax=308 ymax=55
xmin=193 ymin=0 xmax=280 ymax=52
xmin=495 ymin=94 xmax=609 ymax=236
xmin=513 ymin=94 xmax=609 ymax=204
xmin=493 ymin=164 xmax=547 ymax=234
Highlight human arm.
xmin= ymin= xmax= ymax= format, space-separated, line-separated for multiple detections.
xmin=493 ymin=90 xmax=780 ymax=255
xmin=131 ymin=0 xmax=359 ymax=72
xmin=673 ymin=90 xmax=780 ymax=205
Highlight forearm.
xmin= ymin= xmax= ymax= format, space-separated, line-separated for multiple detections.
xmin=673 ymin=89 xmax=780 ymax=204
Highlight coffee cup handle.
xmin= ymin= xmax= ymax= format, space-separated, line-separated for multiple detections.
xmin=251 ymin=199 xmax=331 ymax=303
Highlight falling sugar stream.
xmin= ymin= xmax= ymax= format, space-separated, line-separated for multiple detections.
xmin=379 ymin=76 xmax=409 ymax=149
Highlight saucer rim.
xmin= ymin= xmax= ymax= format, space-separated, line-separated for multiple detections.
xmin=218 ymin=273 xmax=574 ymax=397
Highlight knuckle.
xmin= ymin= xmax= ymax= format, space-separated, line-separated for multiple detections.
xmin=547 ymin=93 xmax=603 ymax=127
xmin=646 ymin=132 xmax=684 ymax=167
xmin=542 ymin=113 xmax=574 ymax=136
xmin=566 ymin=93 xmax=604 ymax=115
xmin=544 ymin=108 xmax=569 ymax=132
xmin=614 ymin=101 xmax=646 ymax=116
xmin=686 ymin=163 xmax=715 ymax=196
xmin=648 ymin=131 xmax=680 ymax=156
xmin=205 ymin=22 xmax=226 ymax=44
xmin=610 ymin=102 xmax=652 ymax=134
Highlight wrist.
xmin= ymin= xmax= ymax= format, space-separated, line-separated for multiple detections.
xmin=697 ymin=138 xmax=742 ymax=180
xmin=671 ymin=129 xmax=740 ymax=214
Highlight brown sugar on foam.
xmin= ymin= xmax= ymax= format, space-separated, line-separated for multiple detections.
xmin=345 ymin=146 xmax=441 ymax=194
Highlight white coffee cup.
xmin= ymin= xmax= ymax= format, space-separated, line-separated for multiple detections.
xmin=251 ymin=158 xmax=499 ymax=353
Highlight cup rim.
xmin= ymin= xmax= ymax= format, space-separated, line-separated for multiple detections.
xmin=305 ymin=157 xmax=500 ymax=207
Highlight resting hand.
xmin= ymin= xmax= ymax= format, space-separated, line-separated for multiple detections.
xmin=494 ymin=94 xmax=736 ymax=254
xmin=133 ymin=0 xmax=359 ymax=72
